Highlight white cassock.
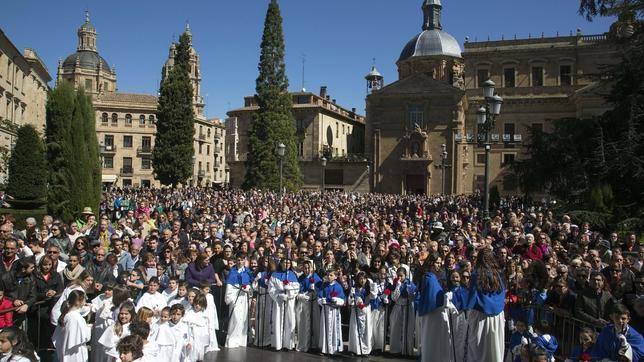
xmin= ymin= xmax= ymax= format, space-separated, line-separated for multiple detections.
xmin=255 ymin=283 xmax=273 ymax=347
xmin=50 ymin=285 xmax=89 ymax=326
xmin=295 ymin=288 xmax=319 ymax=352
xmin=466 ymin=310 xmax=505 ymax=362
xmin=168 ymin=321 xmax=191 ymax=362
xmin=419 ymin=294 xmax=455 ymax=362
xmin=204 ymin=293 xmax=220 ymax=352
xmin=224 ymin=283 xmax=251 ymax=348
xmin=370 ymin=281 xmax=389 ymax=351
xmin=319 ymin=299 xmax=345 ymax=355
xmin=136 ymin=291 xmax=167 ymax=323
xmin=52 ymin=309 xmax=91 ymax=362
xmin=389 ymin=286 xmax=416 ymax=355
xmin=99 ymin=323 xmax=130 ymax=361
xmin=155 ymin=322 xmax=176 ymax=362
xmin=452 ymin=310 xmax=467 ymax=362
xmin=268 ymin=277 xmax=300 ymax=350
xmin=184 ymin=309 xmax=210 ymax=361
xmin=90 ymin=297 xmax=115 ymax=362
xmin=348 ymin=303 xmax=372 ymax=355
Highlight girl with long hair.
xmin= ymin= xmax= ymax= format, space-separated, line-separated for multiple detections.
xmin=52 ymin=290 xmax=90 ymax=362
xmin=348 ymin=271 xmax=375 ymax=356
xmin=464 ymin=249 xmax=506 ymax=362
xmin=50 ymin=270 xmax=93 ymax=326
xmin=0 ymin=326 xmax=38 ymax=362
xmin=99 ymin=301 xmax=136 ymax=361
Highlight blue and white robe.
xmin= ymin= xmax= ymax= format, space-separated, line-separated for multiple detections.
xmin=224 ymin=266 xmax=253 ymax=348
xmin=296 ymin=272 xmax=322 ymax=352
xmin=318 ymin=281 xmax=345 ymax=355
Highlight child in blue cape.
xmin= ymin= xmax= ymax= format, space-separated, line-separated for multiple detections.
xmin=593 ymin=303 xmax=644 ymax=362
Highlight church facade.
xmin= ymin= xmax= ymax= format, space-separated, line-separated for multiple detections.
xmin=366 ymin=0 xmax=622 ymax=196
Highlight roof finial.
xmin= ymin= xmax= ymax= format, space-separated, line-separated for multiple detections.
xmin=85 ymin=10 xmax=90 ymax=23
xmin=422 ymin=0 xmax=442 ymax=31
xmin=185 ymin=19 xmax=190 ymax=32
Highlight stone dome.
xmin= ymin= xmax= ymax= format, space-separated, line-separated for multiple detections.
xmin=399 ymin=29 xmax=462 ymax=61
xmin=62 ymin=51 xmax=110 ymax=70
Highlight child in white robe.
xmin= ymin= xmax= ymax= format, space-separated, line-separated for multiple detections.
xmin=99 ymin=301 xmax=136 ymax=361
xmin=224 ymin=254 xmax=252 ymax=348
xmin=348 ymin=272 xmax=376 ymax=356
xmin=184 ymin=293 xmax=213 ymax=360
xmin=0 ymin=326 xmax=40 ymax=362
xmin=136 ymin=277 xmax=167 ymax=323
xmin=52 ymin=289 xmax=91 ymax=362
xmin=318 ymin=267 xmax=346 ymax=355
xmin=389 ymin=267 xmax=417 ymax=356
xmin=199 ymin=282 xmax=220 ymax=353
xmin=155 ymin=307 xmax=177 ymax=362
xmin=268 ymin=259 xmax=300 ymax=351
xmin=162 ymin=277 xmax=179 ymax=302
xmin=166 ymin=304 xmax=191 ymax=362
xmin=129 ymin=319 xmax=160 ymax=360
xmin=167 ymin=282 xmax=188 ymax=307
xmin=370 ymin=267 xmax=390 ymax=353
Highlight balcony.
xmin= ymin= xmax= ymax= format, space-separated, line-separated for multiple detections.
xmin=120 ymin=167 xmax=133 ymax=176
xmin=198 ymin=133 xmax=206 ymax=141
xmin=103 ymin=144 xmax=117 ymax=153
xmin=137 ymin=146 xmax=152 ymax=156
xmin=198 ymin=170 xmax=206 ymax=177
xmin=213 ymin=132 xmax=222 ymax=140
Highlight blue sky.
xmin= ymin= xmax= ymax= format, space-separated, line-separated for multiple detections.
xmin=2 ymin=1 xmax=614 ymax=119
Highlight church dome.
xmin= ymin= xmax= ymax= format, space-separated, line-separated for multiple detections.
xmin=399 ymin=29 xmax=461 ymax=61
xmin=398 ymin=0 xmax=461 ymax=62
xmin=62 ymin=51 xmax=110 ymax=70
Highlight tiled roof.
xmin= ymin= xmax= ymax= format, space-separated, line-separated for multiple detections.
xmin=98 ymin=92 xmax=158 ymax=105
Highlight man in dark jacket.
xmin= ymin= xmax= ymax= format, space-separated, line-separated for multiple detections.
xmin=575 ymin=272 xmax=615 ymax=328
xmin=602 ymin=253 xmax=637 ymax=302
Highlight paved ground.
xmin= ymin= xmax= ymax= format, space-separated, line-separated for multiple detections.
xmin=205 ymin=347 xmax=416 ymax=362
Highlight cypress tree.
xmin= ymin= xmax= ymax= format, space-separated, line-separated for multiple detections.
xmin=153 ymin=31 xmax=195 ymax=186
xmin=6 ymin=125 xmax=47 ymax=203
xmin=46 ymin=82 xmax=75 ymax=221
xmin=244 ymin=0 xmax=302 ymax=191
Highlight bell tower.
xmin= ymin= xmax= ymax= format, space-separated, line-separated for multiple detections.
xmin=365 ymin=64 xmax=384 ymax=95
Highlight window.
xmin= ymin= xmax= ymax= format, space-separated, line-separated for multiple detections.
xmin=297 ymin=141 xmax=304 ymax=157
xmin=206 ymin=162 xmax=210 ymax=171
xmin=141 ymin=157 xmax=151 ymax=170
xmin=477 ymin=68 xmax=489 ymax=87
xmin=502 ymin=153 xmax=516 ymax=167
xmin=198 ymin=161 xmax=202 ymax=172
xmin=408 ymin=105 xmax=424 ymax=129
xmin=141 ymin=136 xmax=151 ymax=150
xmin=148 ymin=115 xmax=155 ymax=125
xmin=104 ymin=135 xmax=114 ymax=149
xmin=139 ymin=115 xmax=145 ymax=126
xmin=125 ymin=114 xmax=132 ymax=125
xmin=141 ymin=180 xmax=151 ymax=188
xmin=206 ymin=145 xmax=210 ymax=155
xmin=101 ymin=113 xmax=108 ymax=124
xmin=531 ymin=66 xmax=544 ymax=87
xmin=503 ymin=68 xmax=516 ymax=88
xmin=207 ymin=129 xmax=211 ymax=137
xmin=198 ymin=143 xmax=203 ymax=154
xmin=560 ymin=65 xmax=572 ymax=86
xmin=84 ymin=79 xmax=92 ymax=91
xmin=103 ymin=155 xmax=113 ymax=169
xmin=474 ymin=175 xmax=485 ymax=192
xmin=296 ymin=119 xmax=305 ymax=131
xmin=123 ymin=135 xmax=133 ymax=148
xmin=504 ymin=123 xmax=516 ymax=148
xmin=122 ymin=157 xmax=132 ymax=171
xmin=336 ymin=123 xmax=339 ymax=138
xmin=111 ymin=113 xmax=118 ymax=125
xmin=122 ymin=179 xmax=132 ymax=187
xmin=475 ymin=153 xmax=486 ymax=165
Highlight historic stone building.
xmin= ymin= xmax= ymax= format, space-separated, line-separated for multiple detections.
xmin=226 ymin=87 xmax=368 ymax=191
xmin=0 ymin=29 xmax=51 ymax=181
xmin=58 ymin=15 xmax=225 ymax=187
xmin=366 ymin=0 xmax=621 ymax=195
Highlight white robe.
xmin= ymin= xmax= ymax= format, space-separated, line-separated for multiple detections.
xmin=370 ymin=281 xmax=390 ymax=352
xmin=419 ymin=307 xmax=453 ymax=362
xmin=50 ymin=285 xmax=87 ymax=326
xmin=268 ymin=277 xmax=299 ymax=350
xmin=466 ymin=310 xmax=505 ymax=362
xmin=155 ymin=322 xmax=176 ymax=362
xmin=389 ymin=294 xmax=416 ymax=355
xmin=167 ymin=321 xmax=191 ymax=362
xmin=184 ymin=309 xmax=211 ymax=361
xmin=136 ymin=291 xmax=167 ymax=323
xmin=295 ymin=290 xmax=320 ymax=352
xmin=98 ymin=323 xmax=130 ymax=360
xmin=224 ymin=283 xmax=250 ymax=348
xmin=319 ymin=300 xmax=344 ymax=355
xmin=348 ymin=304 xmax=372 ymax=355
xmin=204 ymin=293 xmax=220 ymax=352
xmin=52 ymin=309 xmax=91 ymax=362
xmin=255 ymin=286 xmax=273 ymax=347
xmin=91 ymin=298 xmax=115 ymax=362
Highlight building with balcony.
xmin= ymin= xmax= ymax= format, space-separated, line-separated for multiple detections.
xmin=0 ymin=29 xmax=51 ymax=181
xmin=226 ymin=87 xmax=368 ymax=191
xmin=58 ymin=14 xmax=223 ymax=188
xmin=366 ymin=0 xmax=623 ymax=195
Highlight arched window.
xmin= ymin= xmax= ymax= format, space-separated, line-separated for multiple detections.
xmin=139 ymin=115 xmax=145 ymax=126
xmin=125 ymin=114 xmax=132 ymax=125
xmin=111 ymin=113 xmax=118 ymax=124
xmin=101 ymin=113 xmax=108 ymax=124
xmin=149 ymin=115 xmax=155 ymax=124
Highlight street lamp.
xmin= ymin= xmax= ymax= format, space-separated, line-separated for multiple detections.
xmin=191 ymin=155 xmax=196 ymax=187
xmin=321 ymin=157 xmax=327 ymax=192
xmin=477 ymin=79 xmax=503 ymax=218
xmin=276 ymin=143 xmax=286 ymax=195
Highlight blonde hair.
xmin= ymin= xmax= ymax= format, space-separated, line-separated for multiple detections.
xmin=136 ymin=307 xmax=154 ymax=322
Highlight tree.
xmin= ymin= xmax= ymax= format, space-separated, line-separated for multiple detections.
xmin=45 ymin=83 xmax=101 ymax=221
xmin=6 ymin=125 xmax=47 ymax=203
xmin=153 ymin=31 xmax=195 ymax=186
xmin=244 ymin=0 xmax=302 ymax=191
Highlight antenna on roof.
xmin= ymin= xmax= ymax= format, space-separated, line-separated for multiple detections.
xmin=301 ymin=53 xmax=306 ymax=92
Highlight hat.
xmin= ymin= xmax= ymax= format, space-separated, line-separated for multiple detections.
xmin=598 ymin=240 xmax=610 ymax=249
xmin=82 ymin=207 xmax=94 ymax=215
xmin=433 ymin=222 xmax=444 ymax=230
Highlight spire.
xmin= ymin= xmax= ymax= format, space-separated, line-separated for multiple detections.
xmin=85 ymin=10 xmax=90 ymax=24
xmin=77 ymin=12 xmax=97 ymax=52
xmin=422 ymin=0 xmax=442 ymax=31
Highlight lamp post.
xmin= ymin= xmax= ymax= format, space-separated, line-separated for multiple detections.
xmin=99 ymin=143 xmax=106 ymax=189
xmin=276 ymin=143 xmax=285 ymax=195
xmin=191 ymin=155 xmax=196 ymax=187
xmin=321 ymin=157 xmax=327 ymax=192
xmin=476 ymin=79 xmax=503 ymax=219
xmin=224 ymin=165 xmax=230 ymax=189
xmin=440 ymin=144 xmax=448 ymax=195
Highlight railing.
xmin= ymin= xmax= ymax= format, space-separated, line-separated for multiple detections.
xmin=120 ymin=167 xmax=133 ymax=176
xmin=581 ymin=34 xmax=607 ymax=42
xmin=103 ymin=144 xmax=117 ymax=153
xmin=136 ymin=146 xmax=152 ymax=155
xmin=198 ymin=133 xmax=206 ymax=140
xmin=198 ymin=170 xmax=206 ymax=177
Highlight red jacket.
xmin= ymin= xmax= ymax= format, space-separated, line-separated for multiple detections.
xmin=0 ymin=297 xmax=14 ymax=328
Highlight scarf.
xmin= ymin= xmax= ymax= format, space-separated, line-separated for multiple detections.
xmin=63 ymin=264 xmax=85 ymax=281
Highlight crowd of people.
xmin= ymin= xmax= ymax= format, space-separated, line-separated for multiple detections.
xmin=0 ymin=187 xmax=641 ymax=361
